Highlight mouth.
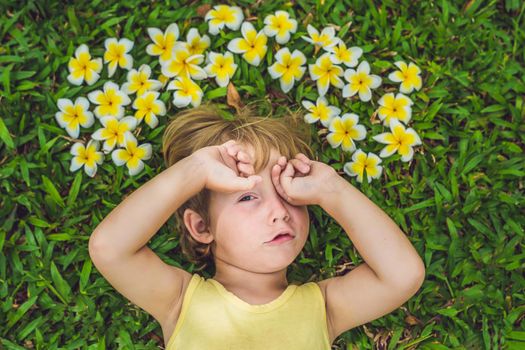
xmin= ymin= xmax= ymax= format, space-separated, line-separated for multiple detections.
xmin=265 ymin=231 xmax=296 ymax=244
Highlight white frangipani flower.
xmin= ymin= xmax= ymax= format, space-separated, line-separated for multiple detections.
xmin=167 ymin=76 xmax=203 ymax=108
xmin=70 ymin=140 xmax=104 ymax=177
xmin=132 ymin=91 xmax=167 ymax=129
xmin=388 ymin=61 xmax=423 ymax=94
xmin=326 ymin=42 xmax=363 ymax=67
xmin=372 ymin=119 xmax=422 ymax=162
xmin=67 ymin=44 xmax=102 ymax=86
xmin=204 ymin=51 xmax=238 ymax=87
xmin=122 ymin=64 xmax=162 ymax=96
xmin=326 ymin=113 xmax=367 ymax=153
xmin=87 ymin=81 xmax=131 ymax=119
xmin=377 ymin=92 xmax=413 ymax=126
xmin=91 ymin=116 xmax=137 ymax=153
xmin=263 ymin=10 xmax=297 ymax=44
xmin=111 ymin=133 xmax=152 ymax=176
xmin=161 ymin=43 xmax=207 ymax=80
xmin=301 ymin=24 xmax=341 ymax=50
xmin=103 ymin=38 xmax=134 ymax=77
xmin=343 ymin=149 xmax=383 ymax=183
xmin=227 ymin=21 xmax=268 ymax=66
xmin=146 ymin=23 xmax=181 ymax=63
xmin=267 ymin=48 xmax=306 ymax=93
xmin=342 ymin=61 xmax=382 ymax=102
xmin=184 ymin=28 xmax=211 ymax=56
xmin=301 ymin=96 xmax=341 ymax=128
xmin=55 ymin=97 xmax=95 ymax=138
xmin=205 ymin=5 xmax=244 ymax=35
xmin=308 ymin=52 xmax=344 ymax=96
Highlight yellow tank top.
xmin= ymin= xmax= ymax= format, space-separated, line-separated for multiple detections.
xmin=166 ymin=273 xmax=331 ymax=350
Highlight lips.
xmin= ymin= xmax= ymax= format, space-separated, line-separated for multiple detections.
xmin=266 ymin=230 xmax=295 ymax=243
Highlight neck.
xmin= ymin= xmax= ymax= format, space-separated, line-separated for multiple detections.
xmin=212 ymin=255 xmax=289 ymax=295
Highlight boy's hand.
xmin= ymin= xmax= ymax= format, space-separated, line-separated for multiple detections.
xmin=271 ymin=153 xmax=338 ymax=206
xmin=193 ymin=139 xmax=262 ymax=193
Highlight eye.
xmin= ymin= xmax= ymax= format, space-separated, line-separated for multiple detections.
xmin=239 ymin=194 xmax=256 ymax=202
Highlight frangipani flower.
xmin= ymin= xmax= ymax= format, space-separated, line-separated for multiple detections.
xmin=103 ymin=38 xmax=134 ymax=77
xmin=377 ymin=92 xmax=413 ymax=126
xmin=146 ymin=23 xmax=181 ymax=63
xmin=308 ymin=52 xmax=344 ymax=96
xmin=55 ymin=97 xmax=95 ymax=138
xmin=87 ymin=81 xmax=131 ymax=119
xmin=343 ymin=149 xmax=383 ymax=183
xmin=205 ymin=5 xmax=244 ymax=35
xmin=268 ymin=48 xmax=306 ymax=93
xmin=167 ymin=76 xmax=203 ymax=108
xmin=372 ymin=119 xmax=422 ymax=162
xmin=204 ymin=51 xmax=238 ymax=87
xmin=301 ymin=24 xmax=341 ymax=50
xmin=184 ymin=28 xmax=211 ymax=56
xmin=326 ymin=42 xmax=363 ymax=67
xmin=301 ymin=96 xmax=341 ymax=127
xmin=91 ymin=116 xmax=137 ymax=153
xmin=388 ymin=61 xmax=422 ymax=94
xmin=327 ymin=113 xmax=367 ymax=153
xmin=111 ymin=134 xmax=152 ymax=176
xmin=70 ymin=140 xmax=104 ymax=177
xmin=67 ymin=44 xmax=102 ymax=86
xmin=342 ymin=60 xmax=382 ymax=102
xmin=227 ymin=21 xmax=268 ymax=66
xmin=122 ymin=64 xmax=162 ymax=96
xmin=132 ymin=91 xmax=167 ymax=128
xmin=161 ymin=44 xmax=207 ymax=80
xmin=263 ymin=10 xmax=297 ymax=44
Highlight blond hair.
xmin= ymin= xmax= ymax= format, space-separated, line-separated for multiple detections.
xmin=162 ymin=99 xmax=314 ymax=269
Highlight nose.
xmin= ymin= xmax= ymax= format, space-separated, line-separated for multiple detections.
xmin=269 ymin=189 xmax=291 ymax=223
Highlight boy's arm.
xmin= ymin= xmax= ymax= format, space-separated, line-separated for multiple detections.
xmin=317 ymin=173 xmax=425 ymax=340
xmin=88 ymin=154 xmax=205 ymax=326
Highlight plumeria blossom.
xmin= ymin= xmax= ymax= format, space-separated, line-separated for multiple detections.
xmin=268 ymin=48 xmax=306 ymax=93
xmin=91 ymin=116 xmax=137 ymax=153
xmin=132 ymin=91 xmax=167 ymax=129
xmin=87 ymin=81 xmax=131 ymax=119
xmin=183 ymin=28 xmax=211 ymax=56
xmin=301 ymin=24 xmax=341 ymax=50
xmin=111 ymin=134 xmax=152 ymax=176
xmin=122 ymin=64 xmax=162 ymax=96
xmin=161 ymin=43 xmax=207 ymax=80
xmin=103 ymin=38 xmax=134 ymax=77
xmin=343 ymin=149 xmax=383 ymax=183
xmin=70 ymin=140 xmax=104 ymax=177
xmin=342 ymin=60 xmax=382 ymax=102
xmin=377 ymin=92 xmax=413 ymax=126
xmin=372 ymin=119 xmax=422 ymax=162
xmin=302 ymin=96 xmax=341 ymax=128
xmin=55 ymin=97 xmax=95 ymax=138
xmin=326 ymin=42 xmax=363 ymax=67
xmin=205 ymin=5 xmax=244 ymax=35
xmin=146 ymin=23 xmax=181 ymax=63
xmin=263 ymin=10 xmax=297 ymax=44
xmin=388 ymin=61 xmax=422 ymax=94
xmin=327 ymin=113 xmax=367 ymax=153
xmin=67 ymin=44 xmax=102 ymax=86
xmin=204 ymin=51 xmax=238 ymax=87
xmin=167 ymin=76 xmax=203 ymax=108
xmin=308 ymin=52 xmax=344 ymax=96
xmin=227 ymin=21 xmax=268 ymax=66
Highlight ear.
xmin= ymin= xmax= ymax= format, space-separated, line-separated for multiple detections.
xmin=183 ymin=208 xmax=214 ymax=244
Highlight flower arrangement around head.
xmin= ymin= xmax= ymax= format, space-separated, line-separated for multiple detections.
xmin=57 ymin=4 xmax=423 ymax=183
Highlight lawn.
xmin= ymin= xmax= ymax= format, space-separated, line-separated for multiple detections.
xmin=0 ymin=0 xmax=524 ymax=349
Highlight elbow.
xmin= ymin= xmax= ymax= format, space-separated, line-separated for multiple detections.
xmin=404 ymin=258 xmax=426 ymax=295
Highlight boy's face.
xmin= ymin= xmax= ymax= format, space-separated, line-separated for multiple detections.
xmin=207 ymin=146 xmax=310 ymax=273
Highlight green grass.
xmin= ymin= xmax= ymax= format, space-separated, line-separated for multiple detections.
xmin=1 ymin=0 xmax=524 ymax=349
